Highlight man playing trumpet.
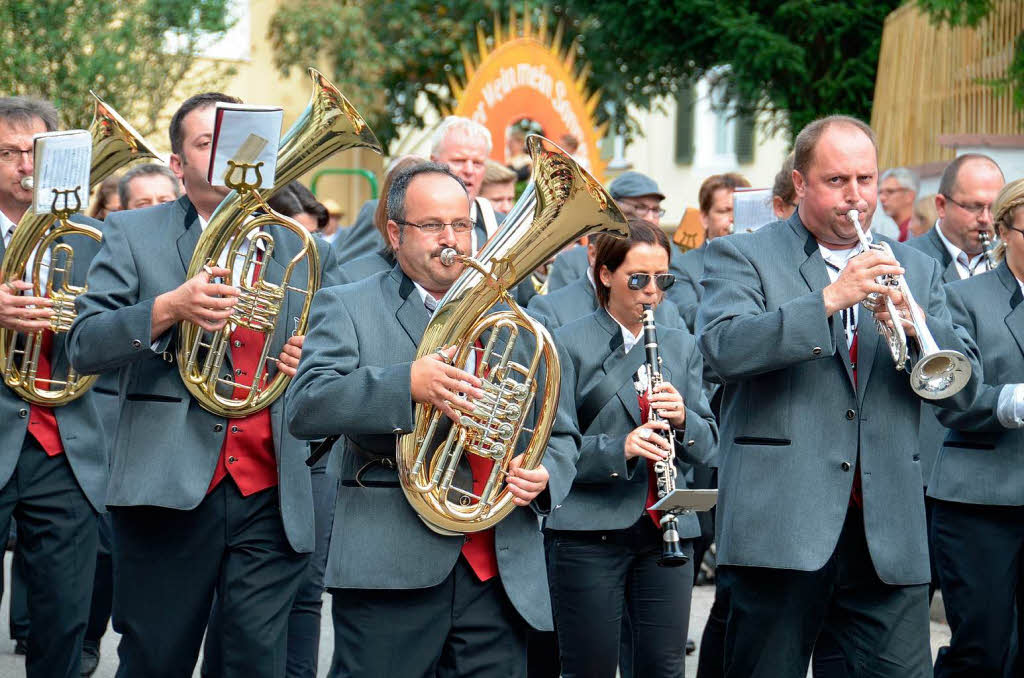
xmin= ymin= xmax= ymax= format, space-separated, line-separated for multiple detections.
xmin=696 ymin=115 xmax=976 ymax=678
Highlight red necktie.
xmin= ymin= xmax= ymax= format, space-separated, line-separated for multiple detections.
xmin=849 ymin=333 xmax=862 ymax=509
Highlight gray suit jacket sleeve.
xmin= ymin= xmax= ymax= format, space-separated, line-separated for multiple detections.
xmin=286 ymin=285 xmax=414 ymax=440
xmin=936 ymin=282 xmax=1000 ymax=431
xmin=69 ymin=215 xmax=172 ymax=374
xmin=675 ymin=343 xmax=718 ymax=467
xmin=697 ymin=235 xmax=836 ymax=381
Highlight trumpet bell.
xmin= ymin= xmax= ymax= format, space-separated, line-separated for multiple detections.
xmin=911 ymin=349 xmax=972 ymax=400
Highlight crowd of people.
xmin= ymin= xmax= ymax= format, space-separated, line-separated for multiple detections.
xmin=0 ymin=87 xmax=1020 ymax=678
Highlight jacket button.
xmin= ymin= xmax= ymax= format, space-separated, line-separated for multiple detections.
xmin=687 ymin=439 xmax=695 ymax=446
xmin=841 ymin=461 xmax=852 ymax=472
xmin=846 ymin=409 xmax=856 ymax=420
xmin=18 ymin=409 xmax=28 ymax=418
xmin=812 ymin=346 xmax=822 ymax=356
xmin=131 ymin=339 xmax=142 ymax=349
xmin=213 ymin=424 xmax=224 ymax=432
xmin=610 ymin=472 xmax=619 ymax=478
xmin=228 ymin=456 xmax=237 ymax=464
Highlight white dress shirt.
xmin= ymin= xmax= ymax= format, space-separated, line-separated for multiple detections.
xmin=935 ymin=221 xmax=990 ymax=279
xmin=2 ymin=207 xmax=52 ymax=290
xmin=819 ymin=240 xmax=866 ymax=348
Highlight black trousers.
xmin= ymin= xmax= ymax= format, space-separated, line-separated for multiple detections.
xmin=931 ymin=499 xmax=1024 ymax=677
xmin=202 ymin=461 xmax=340 ymax=678
xmin=111 ymin=482 xmax=309 ymax=678
xmin=716 ymin=508 xmax=931 ymax=678
xmin=547 ymin=518 xmax=695 ymax=678
xmin=330 ymin=557 xmax=529 ymax=678
xmin=0 ymin=438 xmax=97 ymax=678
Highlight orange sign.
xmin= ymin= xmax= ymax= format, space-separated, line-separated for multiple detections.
xmin=449 ymin=17 xmax=606 ymax=180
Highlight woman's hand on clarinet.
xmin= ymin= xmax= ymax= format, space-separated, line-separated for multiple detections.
xmin=625 ymin=420 xmax=672 ymax=462
xmin=649 ymin=381 xmax=686 ymax=428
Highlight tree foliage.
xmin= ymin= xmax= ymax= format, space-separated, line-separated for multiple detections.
xmin=0 ymin=0 xmax=236 ymax=136
xmin=267 ymin=0 xmax=905 ymax=150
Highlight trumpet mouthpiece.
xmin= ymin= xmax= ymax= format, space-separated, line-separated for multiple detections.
xmin=439 ymin=248 xmax=458 ymax=266
xmin=20 ymin=177 xmax=33 ymax=191
xmin=847 ymin=209 xmax=860 ymax=223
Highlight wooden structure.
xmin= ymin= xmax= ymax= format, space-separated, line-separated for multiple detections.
xmin=872 ymin=1 xmax=1024 ymax=170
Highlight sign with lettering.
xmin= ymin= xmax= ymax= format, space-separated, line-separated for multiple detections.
xmin=450 ymin=18 xmax=606 ymax=180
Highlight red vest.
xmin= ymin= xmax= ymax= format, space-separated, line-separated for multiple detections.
xmin=27 ymin=329 xmax=64 ymax=456
xmin=460 ymin=338 xmax=499 ymax=581
xmin=206 ymin=323 xmax=278 ymax=496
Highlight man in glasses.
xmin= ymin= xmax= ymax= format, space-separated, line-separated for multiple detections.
xmin=904 ymin=152 xmax=1004 ymax=666
xmin=287 ymin=161 xmax=571 ymax=677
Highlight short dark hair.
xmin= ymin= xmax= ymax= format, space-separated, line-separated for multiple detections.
xmin=290 ymin=182 xmax=329 ymax=229
xmin=793 ymin=115 xmax=877 ymax=177
xmin=937 ymin=153 xmax=1003 ymax=198
xmin=267 ymin=184 xmax=303 ymax=217
xmin=592 ymin=218 xmax=671 ymax=308
xmin=168 ymin=92 xmax=241 ymax=155
xmin=386 ymin=161 xmax=467 ymax=225
xmin=0 ymin=97 xmax=58 ymax=132
xmin=698 ymin=172 xmax=751 ymax=214
xmin=772 ymin=153 xmax=796 ymax=204
xmin=375 ymin=156 xmax=427 ymax=250
xmin=118 ymin=163 xmax=181 ymax=207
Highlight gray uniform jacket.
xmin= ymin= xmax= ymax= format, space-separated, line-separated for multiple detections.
xmin=336 ymin=248 xmax=394 ymax=284
xmin=285 ymin=265 xmax=578 ymax=631
xmin=696 ymin=212 xmax=977 ymax=585
xmin=545 ymin=245 xmax=589 ymax=292
xmin=545 ymin=307 xmax=717 ymax=533
xmin=0 ymin=215 xmax=109 ymax=513
xmin=67 ymin=196 xmax=341 ymax=553
xmin=527 ymin=275 xmax=685 ymax=333
xmin=931 ymin=263 xmax=1024 ymax=505
xmin=906 ymin=226 xmax=963 ymax=487
xmin=669 ymin=243 xmax=706 ymax=333
xmin=332 ymin=199 xmax=377 ymax=265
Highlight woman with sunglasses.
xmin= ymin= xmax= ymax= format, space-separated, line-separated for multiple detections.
xmin=929 ymin=178 xmax=1024 ymax=676
xmin=545 ymin=218 xmax=718 ymax=678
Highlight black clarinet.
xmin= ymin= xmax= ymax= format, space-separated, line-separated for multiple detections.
xmin=641 ymin=304 xmax=689 ymax=567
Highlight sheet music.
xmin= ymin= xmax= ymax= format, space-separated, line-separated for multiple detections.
xmin=32 ymin=130 xmax=91 ymax=215
xmin=208 ymin=104 xmax=283 ymax=188
xmin=732 ymin=188 xmax=775 ymax=234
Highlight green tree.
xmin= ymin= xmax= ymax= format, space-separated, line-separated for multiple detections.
xmin=267 ymin=0 xmax=905 ymax=149
xmin=916 ymin=0 xmax=1024 ymax=110
xmin=0 ymin=0 xmax=236 ymax=135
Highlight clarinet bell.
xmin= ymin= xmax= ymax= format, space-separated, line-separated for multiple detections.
xmin=657 ymin=520 xmax=690 ymax=568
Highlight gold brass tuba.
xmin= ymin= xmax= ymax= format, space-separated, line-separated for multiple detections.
xmin=847 ymin=209 xmax=971 ymax=399
xmin=176 ymin=68 xmax=382 ymax=418
xmin=0 ymin=94 xmax=160 ymax=405
xmin=398 ymin=135 xmax=630 ymax=535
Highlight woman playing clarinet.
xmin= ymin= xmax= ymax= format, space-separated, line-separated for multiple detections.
xmin=544 ymin=218 xmax=718 ymax=678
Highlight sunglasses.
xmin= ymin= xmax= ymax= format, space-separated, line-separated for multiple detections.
xmin=627 ymin=273 xmax=675 ymax=291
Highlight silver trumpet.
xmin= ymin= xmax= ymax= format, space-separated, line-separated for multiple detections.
xmin=847 ymin=210 xmax=971 ymax=400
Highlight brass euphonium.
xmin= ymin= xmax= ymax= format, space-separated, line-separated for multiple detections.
xmin=847 ymin=209 xmax=971 ymax=399
xmin=398 ymin=135 xmax=630 ymax=535
xmin=0 ymin=94 xmax=159 ymax=405
xmin=176 ymin=68 xmax=382 ymax=417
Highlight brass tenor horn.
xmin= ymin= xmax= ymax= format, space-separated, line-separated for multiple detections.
xmin=0 ymin=94 xmax=160 ymax=405
xmin=176 ymin=68 xmax=382 ymax=417
xmin=398 ymin=135 xmax=630 ymax=535
xmin=847 ymin=209 xmax=971 ymax=399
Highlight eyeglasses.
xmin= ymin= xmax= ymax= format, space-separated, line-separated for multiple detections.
xmin=393 ymin=218 xmax=474 ymax=233
xmin=627 ymin=273 xmax=675 ymax=291
xmin=943 ymin=195 xmax=993 ymax=217
xmin=0 ymin=148 xmax=32 ymax=164
xmin=621 ymin=200 xmax=667 ymax=219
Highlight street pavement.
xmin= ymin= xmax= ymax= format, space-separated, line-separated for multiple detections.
xmin=0 ymin=554 xmax=951 ymax=677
